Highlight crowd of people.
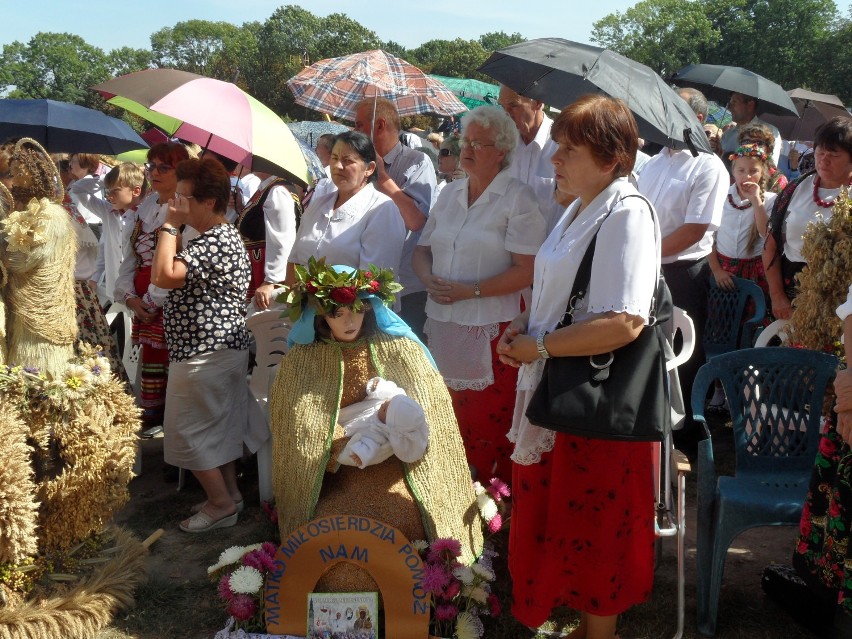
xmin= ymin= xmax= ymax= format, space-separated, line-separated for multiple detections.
xmin=1 ymin=76 xmax=851 ymax=639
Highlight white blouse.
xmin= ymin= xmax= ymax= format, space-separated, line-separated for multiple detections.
xmin=418 ymin=169 xmax=546 ymax=326
xmin=783 ymin=174 xmax=840 ymax=263
xmin=289 ymin=183 xmax=406 ymax=275
xmin=509 ymin=177 xmax=661 ymax=465
xmin=715 ymin=184 xmax=776 ymax=260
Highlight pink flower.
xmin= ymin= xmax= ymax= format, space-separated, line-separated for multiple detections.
xmin=261 ymin=542 xmax=278 ymax=558
xmin=370 ymin=280 xmax=380 ymax=292
xmin=228 ymin=593 xmax=257 ymax=621
xmin=435 ymin=602 xmax=458 ymax=621
xmin=422 ymin=562 xmax=452 ymax=594
xmin=242 ymin=549 xmax=276 ymax=573
xmin=488 ymin=593 xmax=502 ymax=616
xmin=488 ymin=513 xmax=503 ymax=534
xmin=489 ymin=477 xmax=511 ymax=498
xmin=427 ymin=538 xmax=462 ymax=563
xmin=218 ymin=574 xmax=233 ymax=601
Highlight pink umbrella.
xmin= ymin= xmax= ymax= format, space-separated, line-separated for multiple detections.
xmin=93 ymin=69 xmax=310 ymax=186
xmin=287 ymin=50 xmax=467 ymax=120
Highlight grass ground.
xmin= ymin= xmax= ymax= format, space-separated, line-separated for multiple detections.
xmin=97 ymin=418 xmax=827 ymax=639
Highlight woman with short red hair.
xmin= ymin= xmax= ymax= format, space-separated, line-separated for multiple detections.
xmin=497 ymin=94 xmax=660 ymax=639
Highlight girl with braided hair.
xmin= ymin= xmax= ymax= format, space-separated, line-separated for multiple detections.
xmin=708 ymin=143 xmax=776 ymax=297
xmin=0 ymin=138 xmax=77 ymax=378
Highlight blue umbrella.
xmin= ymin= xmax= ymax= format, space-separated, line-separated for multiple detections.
xmin=287 ymin=120 xmax=349 ymax=147
xmin=0 ymin=98 xmax=148 ymax=154
xmin=294 ymin=138 xmax=326 ymax=183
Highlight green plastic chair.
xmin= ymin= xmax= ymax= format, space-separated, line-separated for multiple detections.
xmin=692 ymin=347 xmax=838 ymax=636
xmin=704 ymin=276 xmax=766 ymax=360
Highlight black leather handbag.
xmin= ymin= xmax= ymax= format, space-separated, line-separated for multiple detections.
xmin=524 ymin=196 xmax=671 ymax=441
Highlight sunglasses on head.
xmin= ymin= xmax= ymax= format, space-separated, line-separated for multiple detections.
xmin=439 ymin=148 xmax=453 ymax=157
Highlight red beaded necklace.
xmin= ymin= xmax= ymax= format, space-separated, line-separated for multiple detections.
xmin=813 ymin=175 xmax=851 ymax=208
xmin=727 ymin=192 xmax=752 ymax=210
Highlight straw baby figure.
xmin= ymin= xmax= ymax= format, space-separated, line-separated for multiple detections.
xmin=0 ymin=138 xmax=77 ymax=378
xmin=708 ymin=143 xmax=775 ymax=295
xmin=336 ymin=376 xmax=430 ymax=469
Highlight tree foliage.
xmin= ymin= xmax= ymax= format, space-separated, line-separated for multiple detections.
xmin=0 ymin=32 xmax=111 ymax=107
xmin=150 ymin=20 xmax=245 ymax=79
xmin=591 ymin=0 xmax=720 ymax=76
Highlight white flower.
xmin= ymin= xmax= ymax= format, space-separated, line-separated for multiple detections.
xmin=453 ymin=565 xmax=474 ymax=585
xmin=411 ymin=539 xmax=429 ymax=552
xmin=476 ymin=492 xmax=498 ymax=521
xmin=208 ymin=545 xmax=248 ymax=574
xmin=472 ymin=481 xmax=485 ymax=496
xmin=471 ymin=563 xmax=495 ymax=582
xmin=228 ymin=566 xmax=264 ymax=594
xmin=467 ymin=586 xmax=488 ymax=604
xmin=455 ymin=610 xmax=484 ymax=639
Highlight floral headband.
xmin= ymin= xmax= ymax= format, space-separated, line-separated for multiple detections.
xmin=729 ymin=143 xmax=768 ymax=163
xmin=283 ymin=256 xmax=402 ymax=322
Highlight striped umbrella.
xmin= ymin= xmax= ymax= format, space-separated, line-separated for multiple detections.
xmin=287 ymin=50 xmax=467 ymax=120
xmin=92 ymin=69 xmax=310 ymax=187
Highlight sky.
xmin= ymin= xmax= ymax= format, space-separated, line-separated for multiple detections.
xmin=1 ymin=0 xmax=641 ymax=52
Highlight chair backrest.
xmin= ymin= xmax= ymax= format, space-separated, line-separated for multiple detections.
xmin=667 ymin=306 xmax=695 ymax=372
xmin=246 ymin=309 xmax=290 ymax=402
xmin=753 ymin=318 xmax=790 ymax=347
xmin=692 ymin=347 xmax=838 ymax=477
xmin=704 ymin=276 xmax=767 ymax=359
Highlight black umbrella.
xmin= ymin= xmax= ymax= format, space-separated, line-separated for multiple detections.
xmin=668 ymin=64 xmax=798 ymax=117
xmin=0 ymin=98 xmax=148 ymax=154
xmin=478 ymin=38 xmax=712 ymax=154
xmin=759 ymin=88 xmax=850 ymax=141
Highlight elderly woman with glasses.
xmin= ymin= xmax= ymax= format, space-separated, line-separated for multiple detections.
xmin=114 ymin=142 xmax=189 ymax=434
xmin=412 ymin=105 xmax=547 ymax=481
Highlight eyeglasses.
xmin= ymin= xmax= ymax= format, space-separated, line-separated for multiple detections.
xmin=460 ymin=139 xmax=496 ymax=151
xmin=144 ymin=162 xmax=174 ymax=174
xmin=439 ymin=148 xmax=454 ymax=157
xmin=174 ymin=193 xmax=195 ymax=201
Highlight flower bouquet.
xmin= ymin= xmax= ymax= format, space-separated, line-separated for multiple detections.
xmin=209 ymin=542 xmax=279 ymax=635
xmin=416 ymin=477 xmax=510 ymax=639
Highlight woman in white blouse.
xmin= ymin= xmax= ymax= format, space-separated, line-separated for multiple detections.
xmin=288 ymin=131 xmax=405 ymax=283
xmin=412 ymin=105 xmax=546 ymax=481
xmin=496 ymin=95 xmax=659 ymax=639
xmin=764 ymin=117 xmax=852 ymax=319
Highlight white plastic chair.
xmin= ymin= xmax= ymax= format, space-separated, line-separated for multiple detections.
xmin=655 ymin=305 xmax=694 ymax=639
xmin=105 ymin=302 xmax=142 ymax=476
xmin=753 ymin=318 xmax=790 ymax=347
xmin=246 ymin=306 xmax=291 ymax=503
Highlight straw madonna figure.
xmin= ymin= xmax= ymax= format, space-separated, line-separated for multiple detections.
xmin=0 ymin=140 xmax=143 ymax=639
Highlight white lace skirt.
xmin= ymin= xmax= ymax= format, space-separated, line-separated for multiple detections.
xmin=424 ymin=318 xmax=500 ymax=391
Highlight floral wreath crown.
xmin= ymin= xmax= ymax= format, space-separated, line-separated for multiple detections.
xmin=283 ymin=256 xmax=403 ymax=322
xmin=729 ymin=143 xmax=768 ymax=163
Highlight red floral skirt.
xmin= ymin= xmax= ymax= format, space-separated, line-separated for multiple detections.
xmin=509 ymin=433 xmax=655 ymax=624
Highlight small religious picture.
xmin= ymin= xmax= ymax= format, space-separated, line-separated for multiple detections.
xmin=307 ymin=591 xmax=378 ymax=639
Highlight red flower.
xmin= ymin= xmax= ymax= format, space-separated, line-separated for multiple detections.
xmin=228 ymin=593 xmax=257 ymax=620
xmin=488 ymin=593 xmax=502 ymax=616
xmin=306 ymin=280 xmax=318 ymax=293
xmin=330 ymin=286 xmax=357 ymax=305
xmin=370 ymin=280 xmax=380 ymax=292
xmin=364 ymin=271 xmax=373 ymax=279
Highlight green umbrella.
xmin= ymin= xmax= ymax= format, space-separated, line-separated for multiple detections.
xmin=429 ymin=75 xmax=500 ymax=110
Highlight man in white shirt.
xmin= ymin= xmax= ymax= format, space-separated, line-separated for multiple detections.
xmin=497 ymin=85 xmax=564 ymax=231
xmin=721 ymin=92 xmax=782 ymax=166
xmin=639 ymin=87 xmax=728 ymax=448
xmin=354 ymin=97 xmax=436 ymax=338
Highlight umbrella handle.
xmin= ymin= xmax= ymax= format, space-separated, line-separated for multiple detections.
xmin=683 ymin=128 xmax=699 ymax=157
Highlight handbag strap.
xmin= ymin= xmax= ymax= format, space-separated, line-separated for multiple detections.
xmin=557 ymin=193 xmax=660 ymax=329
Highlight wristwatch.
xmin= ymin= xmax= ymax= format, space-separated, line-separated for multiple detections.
xmin=160 ymin=226 xmax=178 ymax=236
xmin=536 ymin=332 xmax=551 ymax=359
xmin=473 ymin=282 xmax=481 ymax=298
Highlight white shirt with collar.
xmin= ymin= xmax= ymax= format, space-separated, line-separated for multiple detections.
xmin=638 ymin=148 xmax=727 ymax=263
xmin=290 ymin=182 xmax=406 ymax=275
xmin=256 ymin=175 xmax=298 ymax=284
xmin=506 ymin=114 xmax=563 ymax=233
xmin=418 ymin=169 xmax=546 ymax=326
xmin=382 ymin=141 xmax=437 ymax=294
xmin=721 ymin=116 xmax=782 ymax=166
xmin=715 ymin=184 xmax=776 ymax=259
